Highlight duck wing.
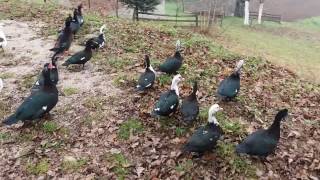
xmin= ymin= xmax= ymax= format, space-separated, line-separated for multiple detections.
xmin=184 ymin=125 xmax=220 ymax=152
xmin=159 ymin=57 xmax=182 ymax=74
xmin=63 ymin=50 xmax=90 ymax=66
xmin=137 ymin=70 xmax=155 ymax=91
xmin=217 ymin=76 xmax=240 ymax=98
xmin=154 ymin=90 xmax=179 ymax=116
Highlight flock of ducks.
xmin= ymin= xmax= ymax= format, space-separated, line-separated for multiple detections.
xmin=0 ymin=4 xmax=289 ymax=160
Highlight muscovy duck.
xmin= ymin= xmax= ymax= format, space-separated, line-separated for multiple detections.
xmin=62 ymin=40 xmax=93 ymax=68
xmin=182 ymin=104 xmax=224 ymax=157
xmin=3 ymin=63 xmax=59 ymax=125
xmin=50 ymin=15 xmax=73 ymax=58
xmin=236 ymin=109 xmax=289 ymax=157
xmin=136 ymin=55 xmax=156 ymax=91
xmin=31 ymin=57 xmax=59 ymax=93
xmin=0 ymin=78 xmax=3 ymax=92
xmin=180 ymin=81 xmax=199 ymax=124
xmin=217 ymin=59 xmax=244 ymax=100
xmin=70 ymin=9 xmax=81 ymax=35
xmin=159 ymin=40 xmax=183 ymax=74
xmin=76 ymin=4 xmax=84 ymax=26
xmin=153 ymin=74 xmax=182 ymax=116
xmin=87 ymin=25 xmax=106 ymax=50
xmin=0 ymin=28 xmax=7 ymax=52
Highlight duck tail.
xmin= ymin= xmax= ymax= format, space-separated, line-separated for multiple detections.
xmin=235 ymin=144 xmax=247 ymax=154
xmin=3 ymin=115 xmax=19 ymax=125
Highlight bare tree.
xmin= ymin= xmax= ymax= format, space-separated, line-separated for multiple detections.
xmin=243 ymin=0 xmax=250 ymax=25
xmin=258 ymin=0 xmax=264 ymax=24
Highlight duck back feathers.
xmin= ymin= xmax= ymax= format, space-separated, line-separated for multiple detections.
xmin=159 ymin=51 xmax=183 ymax=74
xmin=62 ymin=41 xmax=93 ymax=67
xmin=50 ymin=16 xmax=73 ymax=57
xmin=183 ymin=123 xmax=223 ymax=153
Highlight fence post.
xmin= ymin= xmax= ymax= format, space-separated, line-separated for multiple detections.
xmin=195 ymin=14 xmax=198 ymax=27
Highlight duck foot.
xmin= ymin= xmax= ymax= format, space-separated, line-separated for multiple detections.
xmin=20 ymin=121 xmax=34 ymax=129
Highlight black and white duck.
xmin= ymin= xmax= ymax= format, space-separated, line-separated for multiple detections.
xmin=50 ymin=15 xmax=73 ymax=58
xmin=180 ymin=81 xmax=199 ymax=124
xmin=136 ymin=55 xmax=156 ymax=91
xmin=236 ymin=109 xmax=289 ymax=157
xmin=0 ymin=28 xmax=7 ymax=52
xmin=153 ymin=74 xmax=182 ymax=116
xmin=70 ymin=9 xmax=81 ymax=35
xmin=3 ymin=63 xmax=59 ymax=125
xmin=62 ymin=40 xmax=93 ymax=69
xmin=76 ymin=4 xmax=84 ymax=26
xmin=217 ymin=59 xmax=244 ymax=101
xmin=31 ymin=57 xmax=59 ymax=93
xmin=159 ymin=40 xmax=183 ymax=74
xmin=182 ymin=104 xmax=224 ymax=157
xmin=87 ymin=25 xmax=106 ymax=50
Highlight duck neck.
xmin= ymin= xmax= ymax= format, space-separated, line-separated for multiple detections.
xmin=147 ymin=65 xmax=156 ymax=74
xmin=171 ymin=82 xmax=179 ymax=96
xmin=267 ymin=118 xmax=281 ymax=138
xmin=174 ymin=51 xmax=182 ymax=59
xmin=208 ymin=114 xmax=218 ymax=125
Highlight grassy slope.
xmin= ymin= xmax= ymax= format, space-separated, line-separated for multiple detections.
xmin=0 ymin=0 xmax=319 ymax=179
xmin=217 ymin=17 xmax=320 ymax=84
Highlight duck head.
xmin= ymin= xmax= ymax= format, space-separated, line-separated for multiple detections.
xmin=73 ymin=9 xmax=79 ymax=22
xmin=208 ymin=104 xmax=223 ymax=125
xmin=174 ymin=40 xmax=184 ymax=58
xmin=43 ymin=62 xmax=56 ymax=86
xmin=78 ymin=4 xmax=83 ymax=15
xmin=85 ymin=40 xmax=95 ymax=50
xmin=65 ymin=15 xmax=73 ymax=27
xmin=234 ymin=59 xmax=244 ymax=74
xmin=171 ymin=74 xmax=183 ymax=96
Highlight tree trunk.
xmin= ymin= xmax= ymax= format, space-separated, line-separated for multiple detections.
xmin=235 ymin=0 xmax=245 ymax=17
xmin=116 ymin=0 xmax=119 ymax=18
xmin=258 ymin=0 xmax=264 ymax=24
xmin=244 ymin=0 xmax=249 ymax=25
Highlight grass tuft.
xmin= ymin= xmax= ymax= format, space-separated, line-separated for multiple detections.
xmin=118 ymin=118 xmax=144 ymax=140
xmin=42 ymin=121 xmax=58 ymax=134
xmin=26 ymin=159 xmax=49 ymax=175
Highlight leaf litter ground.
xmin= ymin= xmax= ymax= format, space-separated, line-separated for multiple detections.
xmin=0 ymin=1 xmax=319 ymax=179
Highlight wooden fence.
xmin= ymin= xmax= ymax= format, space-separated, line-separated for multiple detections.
xmin=137 ymin=12 xmax=199 ymax=27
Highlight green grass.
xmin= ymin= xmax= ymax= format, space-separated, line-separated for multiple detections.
xmin=0 ymin=72 xmax=15 ymax=79
xmin=104 ymin=153 xmax=130 ymax=180
xmin=219 ymin=17 xmax=320 ymax=83
xmin=62 ymin=158 xmax=87 ymax=173
xmin=118 ymin=118 xmax=144 ymax=140
xmin=158 ymin=74 xmax=172 ymax=86
xmin=42 ymin=121 xmax=58 ymax=134
xmin=216 ymin=142 xmax=256 ymax=178
xmin=63 ymin=87 xmax=79 ymax=96
xmin=26 ymin=159 xmax=49 ymax=175
xmin=175 ymin=159 xmax=193 ymax=172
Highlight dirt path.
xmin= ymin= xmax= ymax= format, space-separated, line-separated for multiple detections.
xmin=0 ymin=20 xmax=126 ymax=178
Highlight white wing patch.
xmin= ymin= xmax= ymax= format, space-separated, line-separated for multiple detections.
xmin=80 ymin=57 xmax=86 ymax=61
xmin=235 ymin=89 xmax=238 ymax=93
xmin=35 ymin=81 xmax=40 ymax=86
xmin=145 ymin=83 xmax=152 ymax=87
xmin=209 ymin=138 xmax=213 ymax=141
xmin=42 ymin=106 xmax=48 ymax=111
xmin=202 ymin=130 xmax=208 ymax=135
xmin=154 ymin=108 xmax=160 ymax=111
xmin=170 ymin=104 xmax=176 ymax=109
